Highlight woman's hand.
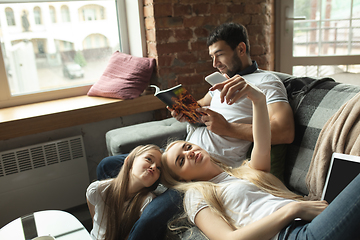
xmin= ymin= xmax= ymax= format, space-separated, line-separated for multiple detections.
xmin=210 ymin=74 xmax=264 ymax=105
xmin=288 ymin=201 xmax=329 ymax=221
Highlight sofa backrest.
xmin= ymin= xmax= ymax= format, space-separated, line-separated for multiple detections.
xmin=269 ymin=71 xmax=360 ymax=195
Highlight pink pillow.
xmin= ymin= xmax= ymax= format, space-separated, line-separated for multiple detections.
xmin=87 ymin=51 xmax=156 ymax=99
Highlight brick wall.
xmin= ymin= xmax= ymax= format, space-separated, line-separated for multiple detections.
xmin=144 ymin=0 xmax=275 ymax=101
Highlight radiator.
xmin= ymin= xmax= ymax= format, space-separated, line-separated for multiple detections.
xmin=0 ymin=136 xmax=90 ymax=227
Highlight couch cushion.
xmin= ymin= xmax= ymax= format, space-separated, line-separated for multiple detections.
xmin=106 ymin=118 xmax=188 ymax=156
xmin=282 ymin=79 xmax=360 ymax=195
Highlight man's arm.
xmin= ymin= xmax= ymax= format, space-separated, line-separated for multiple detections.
xmin=197 ymin=92 xmax=212 ymax=107
xmin=198 ymin=101 xmax=294 ymax=145
xmin=203 ymin=74 xmax=295 ymax=145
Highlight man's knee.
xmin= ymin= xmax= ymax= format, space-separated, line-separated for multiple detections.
xmin=96 ymin=154 xmax=127 ymax=180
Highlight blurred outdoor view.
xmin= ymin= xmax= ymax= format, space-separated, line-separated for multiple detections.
xmin=292 ymin=0 xmax=360 ymax=80
xmin=0 ymin=1 xmax=120 ymax=96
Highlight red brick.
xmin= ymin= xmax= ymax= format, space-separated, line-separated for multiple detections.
xmin=155 ymin=16 xmax=183 ymax=29
xmin=227 ymin=4 xmax=244 ymax=14
xmin=191 ymin=40 xmax=207 ymax=51
xmin=177 ymin=74 xmax=203 ymax=85
xmin=231 ymin=14 xmax=252 ymax=25
xmin=177 ymin=52 xmax=198 ymax=64
xmin=180 ymin=0 xmax=215 ymax=3
xmin=251 ymin=14 xmax=270 ymax=25
xmin=174 ymin=28 xmax=193 ymax=40
xmin=194 ymin=27 xmax=209 ymax=38
xmin=192 ymin=61 xmax=214 ymax=73
xmin=173 ymin=4 xmax=192 ymax=16
xmin=250 ymin=44 xmax=265 ymax=55
xmin=157 ymin=42 xmax=189 ymax=55
xmin=161 ymin=66 xmax=195 ymax=75
xmin=146 ymin=29 xmax=156 ymax=42
xmin=193 ymin=3 xmax=210 ymax=15
xmin=144 ymin=0 xmax=153 ymax=5
xmin=156 ymin=29 xmax=173 ymax=42
xmin=196 ymin=50 xmax=211 ymax=61
xmin=144 ymin=5 xmax=153 ymax=17
xmin=157 ymin=55 xmax=174 ymax=67
xmin=244 ymin=4 xmax=262 ymax=14
xmin=184 ymin=16 xmax=216 ymax=28
xmin=145 ymin=17 xmax=155 ymax=29
xmin=210 ymin=4 xmax=227 ymax=14
xmin=153 ymin=3 xmax=173 ymax=17
xmin=148 ymin=42 xmax=157 ymax=56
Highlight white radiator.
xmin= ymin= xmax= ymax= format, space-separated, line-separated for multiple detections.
xmin=0 ymin=136 xmax=90 ymax=228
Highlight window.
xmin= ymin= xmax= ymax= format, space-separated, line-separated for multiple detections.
xmin=34 ymin=6 xmax=42 ymax=25
xmin=61 ymin=5 xmax=70 ymax=22
xmin=49 ymin=6 xmax=56 ymax=23
xmin=276 ymin=0 xmax=360 ymax=84
xmin=5 ymin=7 xmax=15 ymax=26
xmin=0 ymin=0 xmax=146 ymax=108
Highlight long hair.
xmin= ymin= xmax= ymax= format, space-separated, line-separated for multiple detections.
xmin=207 ymin=22 xmax=250 ymax=54
xmin=161 ymin=140 xmax=303 ymax=229
xmin=102 ymin=144 xmax=162 ymax=240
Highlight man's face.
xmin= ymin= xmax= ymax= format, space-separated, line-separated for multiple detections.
xmin=208 ymin=40 xmax=243 ymax=77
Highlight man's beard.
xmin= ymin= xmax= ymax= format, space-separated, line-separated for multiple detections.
xmin=225 ymin=53 xmax=243 ymax=78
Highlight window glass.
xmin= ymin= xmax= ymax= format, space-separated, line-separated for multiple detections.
xmin=5 ymin=7 xmax=16 ymax=26
xmin=49 ymin=5 xmax=56 ymax=23
xmin=293 ymin=0 xmax=360 ymax=56
xmin=0 ymin=1 xmax=119 ymax=96
xmin=34 ymin=6 xmax=42 ymax=25
xmin=293 ymin=64 xmax=360 ymax=85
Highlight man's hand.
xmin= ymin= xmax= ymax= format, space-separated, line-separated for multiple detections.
xmin=166 ymin=106 xmax=187 ymax=122
xmin=197 ymin=107 xmax=230 ymax=136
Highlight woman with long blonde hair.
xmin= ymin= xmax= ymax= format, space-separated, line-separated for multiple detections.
xmin=161 ymin=79 xmax=360 ymax=240
xmin=86 ymin=144 xmax=162 ymax=240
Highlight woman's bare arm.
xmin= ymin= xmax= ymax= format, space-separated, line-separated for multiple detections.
xmin=194 ymin=201 xmax=328 ymax=240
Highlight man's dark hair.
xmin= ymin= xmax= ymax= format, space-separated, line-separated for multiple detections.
xmin=207 ymin=22 xmax=250 ymax=54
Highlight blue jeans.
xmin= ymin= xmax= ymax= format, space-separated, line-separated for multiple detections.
xmin=96 ymin=155 xmax=183 ymax=240
xmin=278 ymin=174 xmax=360 ymax=240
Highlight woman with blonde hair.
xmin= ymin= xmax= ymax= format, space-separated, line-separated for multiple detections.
xmin=86 ymin=144 xmax=162 ymax=240
xmin=161 ymin=79 xmax=360 ymax=240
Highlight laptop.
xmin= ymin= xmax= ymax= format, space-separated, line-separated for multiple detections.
xmin=321 ymin=153 xmax=360 ymax=203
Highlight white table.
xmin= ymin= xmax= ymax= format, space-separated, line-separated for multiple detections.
xmin=0 ymin=210 xmax=92 ymax=240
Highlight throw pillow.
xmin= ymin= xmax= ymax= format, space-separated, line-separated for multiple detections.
xmin=87 ymin=51 xmax=156 ymax=99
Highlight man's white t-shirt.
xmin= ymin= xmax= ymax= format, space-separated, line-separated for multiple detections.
xmin=186 ymin=70 xmax=288 ymax=167
xmin=86 ymin=180 xmax=155 ymax=240
xmin=184 ymin=172 xmax=294 ymax=240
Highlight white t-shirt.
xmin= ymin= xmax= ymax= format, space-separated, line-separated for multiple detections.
xmin=86 ymin=180 xmax=155 ymax=240
xmin=186 ymin=70 xmax=288 ymax=167
xmin=184 ymin=172 xmax=294 ymax=240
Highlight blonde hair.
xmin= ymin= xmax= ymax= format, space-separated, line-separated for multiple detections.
xmin=101 ymin=144 xmax=162 ymax=240
xmin=161 ymin=140 xmax=303 ymax=229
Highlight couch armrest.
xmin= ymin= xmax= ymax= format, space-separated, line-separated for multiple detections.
xmin=106 ymin=118 xmax=188 ymax=156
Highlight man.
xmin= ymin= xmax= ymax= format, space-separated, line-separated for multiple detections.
xmin=96 ymin=22 xmax=294 ymax=239
xmin=170 ymin=22 xmax=294 ymax=167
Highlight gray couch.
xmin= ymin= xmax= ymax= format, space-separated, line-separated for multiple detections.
xmin=105 ymin=71 xmax=360 ymax=239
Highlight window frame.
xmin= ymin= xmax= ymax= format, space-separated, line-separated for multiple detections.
xmin=0 ymin=0 xmax=146 ymax=108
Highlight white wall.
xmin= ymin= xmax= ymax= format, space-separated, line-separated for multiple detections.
xmin=0 ymin=111 xmax=155 ymax=182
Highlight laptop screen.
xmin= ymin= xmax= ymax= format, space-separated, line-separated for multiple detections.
xmin=321 ymin=153 xmax=360 ymax=203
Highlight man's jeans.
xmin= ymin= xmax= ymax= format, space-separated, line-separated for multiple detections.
xmin=97 ymin=155 xmax=183 ymax=240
